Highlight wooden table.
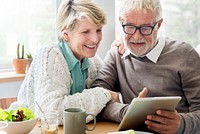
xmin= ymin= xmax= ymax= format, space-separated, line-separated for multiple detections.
xmin=30 ymin=121 xmax=119 ymax=134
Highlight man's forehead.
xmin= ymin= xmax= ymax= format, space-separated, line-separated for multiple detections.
xmin=121 ymin=9 xmax=157 ymax=24
xmin=123 ymin=8 xmax=155 ymax=17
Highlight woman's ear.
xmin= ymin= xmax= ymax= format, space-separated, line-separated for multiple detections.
xmin=119 ymin=16 xmax=122 ymax=22
xmin=119 ymin=15 xmax=123 ymax=21
xmin=119 ymin=16 xmax=123 ymax=25
xmin=63 ymin=31 xmax=70 ymax=41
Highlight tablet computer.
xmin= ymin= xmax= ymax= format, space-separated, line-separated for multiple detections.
xmin=118 ymin=96 xmax=181 ymax=131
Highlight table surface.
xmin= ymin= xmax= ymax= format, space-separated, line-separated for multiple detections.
xmin=30 ymin=120 xmax=119 ymax=134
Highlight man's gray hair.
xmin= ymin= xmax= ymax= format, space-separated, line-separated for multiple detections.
xmin=120 ymin=0 xmax=162 ymax=21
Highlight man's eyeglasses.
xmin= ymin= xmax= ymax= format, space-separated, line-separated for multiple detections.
xmin=122 ymin=21 xmax=160 ymax=36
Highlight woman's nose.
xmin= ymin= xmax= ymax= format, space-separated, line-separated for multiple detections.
xmin=90 ymin=33 xmax=99 ymax=43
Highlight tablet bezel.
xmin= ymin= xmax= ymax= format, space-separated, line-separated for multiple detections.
xmin=118 ymin=96 xmax=182 ymax=131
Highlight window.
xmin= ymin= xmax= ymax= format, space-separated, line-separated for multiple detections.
xmin=0 ymin=0 xmax=57 ymax=71
xmin=160 ymin=0 xmax=200 ymax=47
xmin=115 ymin=0 xmax=200 ymax=48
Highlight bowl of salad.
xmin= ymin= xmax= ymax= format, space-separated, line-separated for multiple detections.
xmin=0 ymin=107 xmax=38 ymax=134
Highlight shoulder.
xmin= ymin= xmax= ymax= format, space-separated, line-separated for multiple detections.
xmin=103 ymin=46 xmax=122 ymax=64
xmin=165 ymin=37 xmax=194 ymax=52
xmin=163 ymin=37 xmax=198 ymax=58
xmin=88 ymin=54 xmax=103 ymax=69
xmin=162 ymin=37 xmax=200 ymax=65
xmin=35 ymin=45 xmax=66 ymax=64
xmin=107 ymin=46 xmax=119 ymax=56
xmin=34 ymin=44 xmax=69 ymax=76
xmin=86 ymin=55 xmax=103 ymax=87
xmin=37 ymin=45 xmax=62 ymax=57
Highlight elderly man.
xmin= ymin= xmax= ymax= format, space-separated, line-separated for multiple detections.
xmin=92 ymin=0 xmax=200 ymax=133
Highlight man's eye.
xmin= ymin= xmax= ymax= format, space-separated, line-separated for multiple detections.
xmin=125 ymin=26 xmax=134 ymax=29
xmin=141 ymin=27 xmax=151 ymax=31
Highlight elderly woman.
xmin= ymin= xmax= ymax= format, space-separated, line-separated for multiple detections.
xmin=10 ymin=0 xmax=117 ymax=124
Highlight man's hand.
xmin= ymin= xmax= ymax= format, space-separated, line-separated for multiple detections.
xmin=145 ymin=110 xmax=181 ymax=134
xmin=138 ymin=87 xmax=148 ymax=98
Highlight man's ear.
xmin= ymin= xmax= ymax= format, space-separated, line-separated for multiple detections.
xmin=157 ymin=18 xmax=163 ymax=29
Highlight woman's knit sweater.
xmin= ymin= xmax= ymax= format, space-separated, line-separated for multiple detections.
xmin=10 ymin=45 xmax=111 ymax=124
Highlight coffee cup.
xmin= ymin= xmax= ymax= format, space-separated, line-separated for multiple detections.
xmin=63 ymin=108 xmax=96 ymax=134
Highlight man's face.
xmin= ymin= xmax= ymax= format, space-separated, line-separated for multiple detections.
xmin=121 ymin=9 xmax=162 ymax=57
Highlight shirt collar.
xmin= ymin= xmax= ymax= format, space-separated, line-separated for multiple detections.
xmin=122 ymin=36 xmax=165 ymax=63
xmin=59 ymin=40 xmax=89 ymax=71
xmin=146 ymin=36 xmax=165 ymax=63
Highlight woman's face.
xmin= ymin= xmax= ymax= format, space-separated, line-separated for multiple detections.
xmin=64 ymin=17 xmax=103 ymax=60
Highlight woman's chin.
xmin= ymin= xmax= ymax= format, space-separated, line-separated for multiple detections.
xmin=84 ymin=53 xmax=96 ymax=58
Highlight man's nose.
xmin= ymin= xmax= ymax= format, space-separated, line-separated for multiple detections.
xmin=132 ymin=29 xmax=143 ymax=40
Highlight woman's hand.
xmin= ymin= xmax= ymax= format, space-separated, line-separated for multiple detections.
xmin=109 ymin=90 xmax=120 ymax=102
xmin=111 ymin=37 xmax=126 ymax=55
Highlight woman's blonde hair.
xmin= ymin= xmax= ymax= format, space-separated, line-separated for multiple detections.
xmin=57 ymin=0 xmax=106 ymax=41
xmin=120 ymin=0 xmax=162 ymax=21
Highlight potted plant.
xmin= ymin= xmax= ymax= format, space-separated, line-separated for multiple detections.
xmin=26 ymin=52 xmax=33 ymax=72
xmin=13 ymin=43 xmax=29 ymax=74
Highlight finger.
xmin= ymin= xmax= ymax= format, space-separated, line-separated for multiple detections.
xmin=147 ymin=124 xmax=169 ymax=134
xmin=121 ymin=47 xmax=126 ymax=54
xmin=145 ymin=119 xmax=168 ymax=131
xmin=145 ymin=118 xmax=173 ymax=134
xmin=146 ymin=114 xmax=169 ymax=125
xmin=118 ymin=43 xmax=125 ymax=55
xmin=146 ymin=112 xmax=180 ymax=134
xmin=146 ymin=120 xmax=174 ymax=134
xmin=111 ymin=40 xmax=119 ymax=47
xmin=138 ymin=87 xmax=148 ymax=98
xmin=156 ymin=110 xmax=177 ymax=119
xmin=118 ymin=44 xmax=123 ymax=52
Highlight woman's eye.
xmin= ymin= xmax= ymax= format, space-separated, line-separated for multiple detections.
xmin=97 ymin=29 xmax=102 ymax=32
xmin=82 ymin=30 xmax=89 ymax=33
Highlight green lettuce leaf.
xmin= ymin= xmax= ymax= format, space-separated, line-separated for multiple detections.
xmin=17 ymin=107 xmax=35 ymax=121
xmin=0 ymin=107 xmax=35 ymax=121
xmin=0 ymin=108 xmax=12 ymax=121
